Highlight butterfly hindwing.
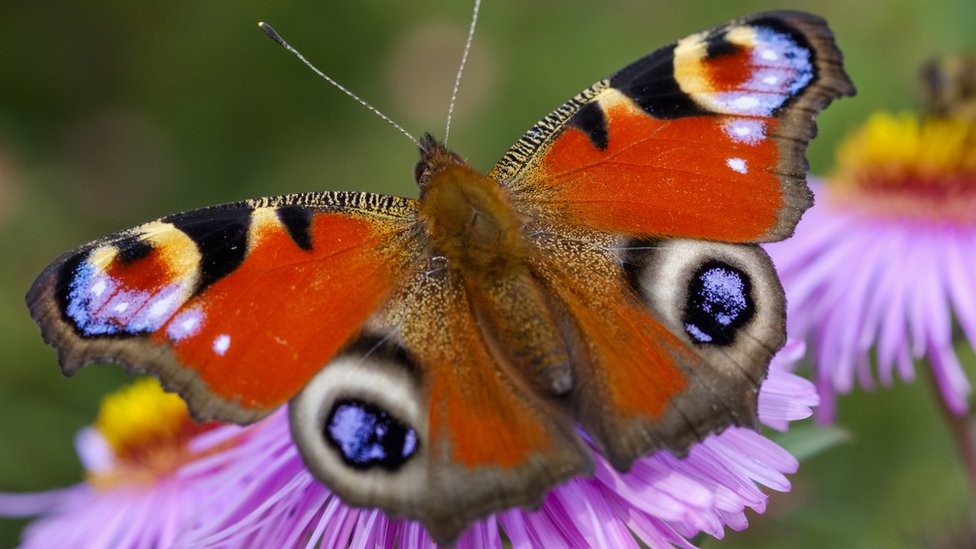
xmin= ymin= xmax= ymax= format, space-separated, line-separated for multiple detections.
xmin=290 ymin=262 xmax=592 ymax=545
xmin=490 ymin=11 xmax=855 ymax=243
xmin=27 ymin=192 xmax=419 ymax=422
xmin=525 ymin=229 xmax=784 ymax=469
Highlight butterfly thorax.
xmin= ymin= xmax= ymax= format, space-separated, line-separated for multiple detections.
xmin=416 ymin=136 xmax=575 ymax=395
xmin=417 ymin=138 xmax=528 ymax=273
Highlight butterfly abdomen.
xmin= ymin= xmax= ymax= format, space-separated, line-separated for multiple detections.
xmin=468 ymin=268 xmax=574 ymax=396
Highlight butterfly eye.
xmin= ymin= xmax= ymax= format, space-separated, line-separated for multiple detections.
xmin=624 ymin=238 xmax=784 ymax=358
xmin=414 ymin=158 xmax=427 ymax=186
xmin=289 ymin=338 xmax=429 ymax=508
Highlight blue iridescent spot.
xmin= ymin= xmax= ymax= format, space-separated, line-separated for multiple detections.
xmin=64 ymin=260 xmax=124 ymax=336
xmin=683 ymin=261 xmax=754 ymax=346
xmin=704 ymin=25 xmax=814 ymax=117
xmin=59 ymin=250 xmax=188 ymax=338
xmin=754 ymin=25 xmax=814 ymax=94
xmin=325 ymin=400 xmax=418 ymax=471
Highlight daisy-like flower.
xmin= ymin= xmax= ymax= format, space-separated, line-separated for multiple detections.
xmin=180 ymin=341 xmax=817 ymax=548
xmin=2 ymin=343 xmax=816 ymax=548
xmin=0 ymin=378 xmax=247 ymax=548
xmin=765 ymin=97 xmax=976 ymax=420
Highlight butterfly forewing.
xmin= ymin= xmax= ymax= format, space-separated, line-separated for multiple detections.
xmin=28 ymin=192 xmax=420 ymax=422
xmin=491 ymin=11 xmax=855 ymax=243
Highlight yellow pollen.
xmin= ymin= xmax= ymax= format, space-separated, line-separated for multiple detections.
xmin=94 ymin=377 xmax=191 ymax=458
xmin=88 ymin=378 xmax=227 ymax=490
xmin=830 ymin=111 xmax=976 ymax=221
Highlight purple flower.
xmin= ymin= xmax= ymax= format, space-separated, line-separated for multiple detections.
xmin=183 ymin=341 xmax=816 ymax=548
xmin=2 ymin=343 xmax=817 ymax=547
xmin=0 ymin=379 xmax=249 ymax=548
xmin=765 ymin=112 xmax=976 ymax=421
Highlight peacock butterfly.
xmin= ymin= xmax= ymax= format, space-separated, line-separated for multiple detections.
xmin=26 ymin=10 xmax=854 ymax=545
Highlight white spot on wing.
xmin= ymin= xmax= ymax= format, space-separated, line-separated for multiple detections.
xmin=91 ymin=280 xmax=108 ymax=297
xmin=148 ymin=291 xmax=179 ymax=318
xmin=723 ymin=119 xmax=766 ymax=145
xmin=731 ymin=96 xmax=760 ymax=110
xmin=213 ymin=334 xmax=231 ymax=356
xmin=760 ymin=49 xmax=778 ymax=61
xmin=727 ymin=158 xmax=748 ymax=174
xmin=166 ymin=309 xmax=204 ymax=341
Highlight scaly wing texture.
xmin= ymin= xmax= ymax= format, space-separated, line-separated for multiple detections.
xmin=490 ymin=11 xmax=855 ymax=243
xmin=28 ymin=192 xmax=419 ymax=422
xmin=290 ymin=261 xmax=592 ymax=545
xmin=528 ymin=228 xmax=786 ymax=469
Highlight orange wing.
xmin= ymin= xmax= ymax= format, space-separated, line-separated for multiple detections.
xmin=27 ymin=192 xmax=419 ymax=422
xmin=490 ymin=11 xmax=855 ymax=243
xmin=289 ymin=264 xmax=592 ymax=545
xmin=527 ymin=231 xmax=786 ymax=469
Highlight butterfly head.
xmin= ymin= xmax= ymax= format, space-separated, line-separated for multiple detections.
xmin=414 ymin=132 xmax=468 ymax=192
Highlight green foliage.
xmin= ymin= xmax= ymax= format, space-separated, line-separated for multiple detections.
xmin=771 ymin=424 xmax=851 ymax=463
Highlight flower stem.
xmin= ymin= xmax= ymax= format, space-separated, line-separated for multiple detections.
xmin=926 ymin=365 xmax=976 ymax=501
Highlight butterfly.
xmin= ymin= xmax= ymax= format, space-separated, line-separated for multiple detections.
xmin=27 ymin=10 xmax=853 ymax=545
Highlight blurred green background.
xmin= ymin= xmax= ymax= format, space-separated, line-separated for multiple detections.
xmin=1 ymin=0 xmax=974 ymax=547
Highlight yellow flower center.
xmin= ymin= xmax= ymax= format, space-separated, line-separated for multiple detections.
xmin=829 ymin=112 xmax=976 ymax=222
xmin=89 ymin=378 xmax=217 ymax=489
xmin=95 ymin=377 xmax=190 ymax=455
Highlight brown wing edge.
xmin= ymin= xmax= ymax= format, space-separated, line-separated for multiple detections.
xmin=26 ymin=256 xmax=273 ymax=423
xmin=418 ymin=448 xmax=595 ymax=546
xmin=755 ymin=11 xmax=856 ymax=242
xmin=487 ymin=80 xmax=609 ymax=186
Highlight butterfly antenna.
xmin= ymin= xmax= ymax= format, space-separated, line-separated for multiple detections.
xmin=259 ymin=22 xmax=419 ymax=146
xmin=443 ymin=0 xmax=482 ymax=145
